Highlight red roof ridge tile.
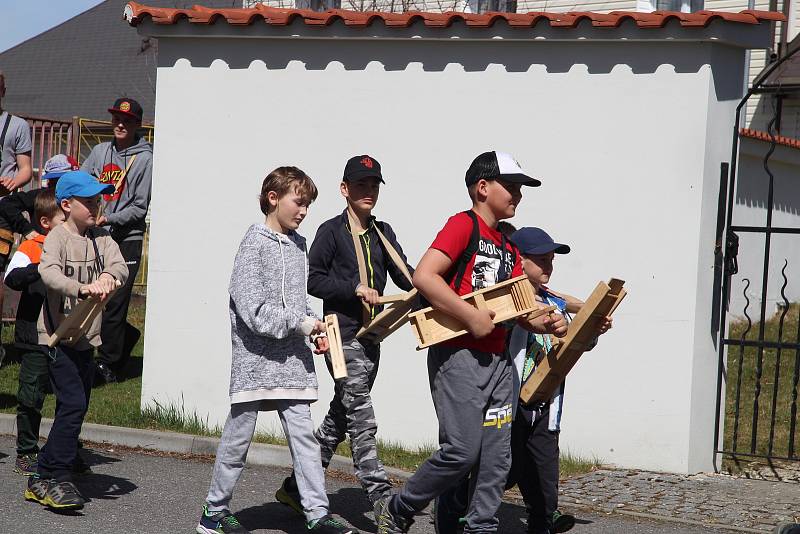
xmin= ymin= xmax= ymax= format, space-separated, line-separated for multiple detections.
xmin=124 ymin=2 xmax=785 ymax=30
xmin=740 ymin=128 xmax=800 ymax=150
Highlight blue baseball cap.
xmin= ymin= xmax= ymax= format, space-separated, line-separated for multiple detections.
xmin=55 ymin=171 xmax=114 ymax=203
xmin=511 ymin=227 xmax=571 ymax=255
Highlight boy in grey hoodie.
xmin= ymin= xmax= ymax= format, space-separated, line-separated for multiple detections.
xmin=197 ymin=167 xmax=358 ymax=534
xmin=81 ymin=97 xmax=152 ymax=383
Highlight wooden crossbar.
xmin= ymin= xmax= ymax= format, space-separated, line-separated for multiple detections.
xmin=357 ymin=288 xmax=417 ymax=343
xmin=0 ymin=228 xmax=14 ymax=259
xmin=408 ymin=275 xmax=555 ymax=350
xmin=325 ymin=314 xmax=347 ymax=379
xmin=519 ymin=278 xmax=626 ymax=404
xmin=48 ymin=281 xmax=122 ymax=348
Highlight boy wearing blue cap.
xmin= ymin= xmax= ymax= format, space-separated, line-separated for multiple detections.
xmin=506 ymin=227 xmax=611 ymax=534
xmin=24 ymin=171 xmax=128 ymax=511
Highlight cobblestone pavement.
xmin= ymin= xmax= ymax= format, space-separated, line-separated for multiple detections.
xmin=554 ymin=469 xmax=800 ymax=533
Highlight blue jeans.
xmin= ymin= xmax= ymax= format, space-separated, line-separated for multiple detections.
xmin=37 ymin=346 xmax=94 ymax=482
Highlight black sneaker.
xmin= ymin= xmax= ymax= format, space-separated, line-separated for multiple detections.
xmin=72 ymin=453 xmax=93 ymax=475
xmin=196 ymin=504 xmax=249 ymax=533
xmin=432 ymin=494 xmax=465 ymax=534
xmin=308 ymin=515 xmax=359 ymax=534
xmin=24 ymin=476 xmax=85 ymax=510
xmin=774 ymin=524 xmax=800 ymax=534
xmin=275 ymin=475 xmax=303 ymax=515
xmin=551 ymin=510 xmax=575 ymax=533
xmin=95 ymin=362 xmax=118 ymax=384
xmin=376 ymin=497 xmax=414 ymax=534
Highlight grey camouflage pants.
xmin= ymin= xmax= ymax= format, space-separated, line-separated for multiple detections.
xmin=316 ymin=338 xmax=392 ymax=502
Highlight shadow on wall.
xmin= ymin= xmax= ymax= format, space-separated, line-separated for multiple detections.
xmin=158 ymin=38 xmax=743 ymax=100
xmin=736 ymin=146 xmax=800 ymax=217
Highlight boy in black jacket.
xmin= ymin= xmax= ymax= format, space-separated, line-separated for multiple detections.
xmin=5 ymin=189 xmax=64 ymax=475
xmin=0 ymin=154 xmax=78 ymax=242
xmin=276 ymin=155 xmax=414 ymax=522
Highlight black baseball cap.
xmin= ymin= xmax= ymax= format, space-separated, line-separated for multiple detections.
xmin=343 ymin=155 xmax=384 ymax=183
xmin=511 ymin=227 xmax=571 ymax=255
xmin=108 ymin=98 xmax=143 ymax=122
xmin=465 ymin=151 xmax=540 ymax=187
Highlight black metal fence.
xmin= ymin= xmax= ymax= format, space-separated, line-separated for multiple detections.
xmin=714 ymin=99 xmax=800 ymax=464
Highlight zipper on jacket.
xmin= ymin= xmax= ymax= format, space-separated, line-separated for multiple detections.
xmin=360 ymin=229 xmax=376 ymax=319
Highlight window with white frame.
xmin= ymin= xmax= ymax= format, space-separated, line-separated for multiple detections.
xmin=295 ymin=0 xmax=341 ymax=9
xmin=637 ymin=0 xmax=703 ymax=12
xmin=467 ymin=0 xmax=517 ymax=13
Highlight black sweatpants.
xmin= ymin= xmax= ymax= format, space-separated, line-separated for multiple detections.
xmin=16 ymin=349 xmax=49 ymax=455
xmin=37 ymin=346 xmax=94 ymax=482
xmin=508 ymin=404 xmax=560 ymax=534
xmin=97 ymin=238 xmax=142 ymax=370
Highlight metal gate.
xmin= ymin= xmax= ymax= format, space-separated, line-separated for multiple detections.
xmin=713 ymin=59 xmax=800 ymax=465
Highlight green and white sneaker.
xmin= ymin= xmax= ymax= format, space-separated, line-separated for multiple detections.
xmin=552 ymin=510 xmax=575 ymax=533
xmin=196 ymin=504 xmax=250 ymax=533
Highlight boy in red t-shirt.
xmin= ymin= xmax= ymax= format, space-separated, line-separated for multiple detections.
xmin=376 ymin=151 xmax=568 ymax=534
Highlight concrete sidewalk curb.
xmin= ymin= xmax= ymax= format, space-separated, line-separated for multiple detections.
xmin=0 ymin=413 xmax=411 ymax=480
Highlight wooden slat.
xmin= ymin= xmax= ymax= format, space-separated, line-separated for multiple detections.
xmin=356 ymin=288 xmax=417 ymax=341
xmin=325 ymin=314 xmax=347 ymax=379
xmin=48 ymin=281 xmax=122 ymax=348
xmin=408 ymin=275 xmax=555 ymax=350
xmin=519 ymin=278 xmax=625 ymax=404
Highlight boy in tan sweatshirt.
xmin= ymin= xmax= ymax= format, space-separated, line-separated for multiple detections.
xmin=24 ymin=170 xmax=128 ymax=512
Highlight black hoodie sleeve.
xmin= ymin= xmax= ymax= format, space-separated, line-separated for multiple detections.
xmin=0 ymin=189 xmax=38 ymax=236
xmin=4 ymin=263 xmax=40 ymax=291
xmin=308 ymin=222 xmax=361 ymax=301
xmin=380 ymin=222 xmax=415 ymax=292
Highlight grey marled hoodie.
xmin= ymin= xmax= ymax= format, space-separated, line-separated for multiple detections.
xmin=228 ymin=223 xmax=320 ymax=404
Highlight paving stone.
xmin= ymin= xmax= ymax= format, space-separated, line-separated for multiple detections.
xmin=560 ymin=467 xmax=800 ymax=532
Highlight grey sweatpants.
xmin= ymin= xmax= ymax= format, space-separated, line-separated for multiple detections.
xmin=393 ymin=345 xmax=513 ymax=534
xmin=315 ymin=339 xmax=391 ymax=503
xmin=206 ymin=400 xmax=328 ymax=522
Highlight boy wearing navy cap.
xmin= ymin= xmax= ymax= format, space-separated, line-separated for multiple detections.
xmin=276 ymin=155 xmax=415 ymax=523
xmin=24 ymin=171 xmax=128 ymax=511
xmin=506 ymin=227 xmax=612 ymax=534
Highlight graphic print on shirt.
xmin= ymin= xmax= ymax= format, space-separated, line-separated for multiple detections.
xmin=59 ymin=255 xmax=105 ymax=315
xmin=99 ymin=163 xmax=125 ymax=201
xmin=472 ymin=237 xmax=515 ymax=290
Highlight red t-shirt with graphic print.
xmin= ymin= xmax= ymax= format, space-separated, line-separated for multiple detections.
xmin=429 ymin=210 xmax=523 ymax=354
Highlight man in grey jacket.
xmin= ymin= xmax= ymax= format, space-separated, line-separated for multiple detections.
xmin=81 ymin=97 xmax=152 ymax=383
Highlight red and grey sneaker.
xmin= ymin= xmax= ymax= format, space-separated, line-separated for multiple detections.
xmin=196 ymin=504 xmax=250 ymax=533
xmin=14 ymin=454 xmax=38 ymax=476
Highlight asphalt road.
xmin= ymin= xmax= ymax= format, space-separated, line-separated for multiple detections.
xmin=1 ymin=435 xmax=739 ymax=534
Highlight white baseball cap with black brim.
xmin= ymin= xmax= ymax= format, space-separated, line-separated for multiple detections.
xmin=465 ymin=151 xmax=541 ymax=187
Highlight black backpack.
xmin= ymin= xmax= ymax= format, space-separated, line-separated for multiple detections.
xmin=442 ymin=210 xmax=517 ymax=294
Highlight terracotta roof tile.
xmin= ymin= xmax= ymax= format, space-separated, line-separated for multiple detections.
xmin=124 ymin=2 xmax=784 ymax=30
xmin=740 ymin=128 xmax=800 ymax=150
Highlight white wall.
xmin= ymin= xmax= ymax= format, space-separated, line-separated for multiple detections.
xmin=141 ymin=36 xmax=747 ymax=473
